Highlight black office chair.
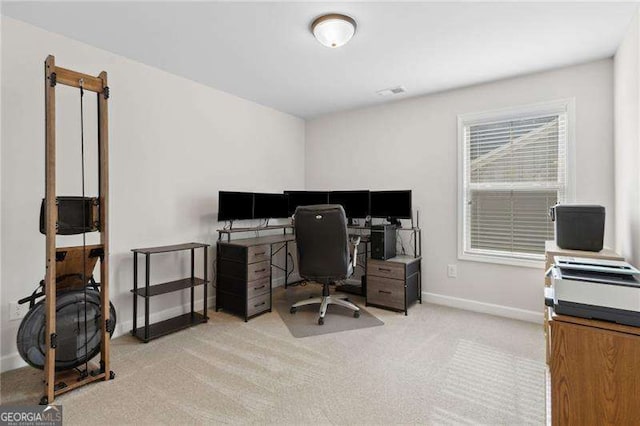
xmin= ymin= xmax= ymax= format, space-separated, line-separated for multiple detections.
xmin=289 ymin=204 xmax=361 ymax=325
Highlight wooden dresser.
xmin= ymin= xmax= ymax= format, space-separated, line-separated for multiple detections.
xmin=365 ymin=255 xmax=421 ymax=315
xmin=548 ymin=311 xmax=640 ymax=424
xmin=216 ymin=237 xmax=276 ymax=321
xmin=544 ymin=241 xmax=640 ymax=424
xmin=543 ymin=241 xmax=624 ymax=364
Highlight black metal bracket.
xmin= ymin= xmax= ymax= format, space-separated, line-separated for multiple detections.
xmin=49 ymin=72 xmax=57 ymax=87
xmin=56 ymin=251 xmax=67 ymax=262
xmin=89 ymin=247 xmax=105 ymax=259
xmin=50 ymin=333 xmax=57 ymax=349
xmin=106 ymin=318 xmax=115 ymax=333
xmin=103 ymin=86 xmax=110 ymax=99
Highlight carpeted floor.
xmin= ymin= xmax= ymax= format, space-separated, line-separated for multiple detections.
xmin=0 ymin=288 xmax=546 ymax=425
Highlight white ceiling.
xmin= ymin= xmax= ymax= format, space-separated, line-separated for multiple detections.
xmin=3 ymin=1 xmax=638 ymax=118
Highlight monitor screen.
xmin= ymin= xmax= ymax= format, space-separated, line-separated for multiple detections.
xmin=285 ymin=191 xmax=329 ymax=216
xmin=370 ymin=190 xmax=412 ymax=219
xmin=329 ymin=190 xmax=370 ymax=218
xmin=218 ymin=191 xmax=254 ymax=221
xmin=254 ymin=193 xmax=288 ymax=219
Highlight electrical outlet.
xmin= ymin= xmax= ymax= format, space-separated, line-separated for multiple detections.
xmin=447 ymin=264 xmax=457 ymax=278
xmin=9 ymin=301 xmax=29 ymax=321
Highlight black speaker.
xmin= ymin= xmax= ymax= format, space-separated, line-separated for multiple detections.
xmin=39 ymin=197 xmax=99 ymax=235
xmin=371 ymin=224 xmax=397 ymax=260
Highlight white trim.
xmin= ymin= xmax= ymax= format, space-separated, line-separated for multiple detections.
xmin=457 ymin=98 xmax=576 ymax=267
xmin=458 ymin=252 xmax=544 ymax=269
xmin=422 ymin=291 xmax=543 ymax=324
xmin=1 ymin=352 xmax=27 ymax=373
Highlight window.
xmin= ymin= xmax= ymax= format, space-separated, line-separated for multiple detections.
xmin=458 ymin=100 xmax=573 ymax=267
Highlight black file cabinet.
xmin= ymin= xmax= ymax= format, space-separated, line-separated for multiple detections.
xmin=216 ymin=241 xmax=272 ymax=321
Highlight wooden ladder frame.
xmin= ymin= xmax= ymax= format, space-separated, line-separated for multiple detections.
xmin=42 ymin=55 xmax=112 ymax=404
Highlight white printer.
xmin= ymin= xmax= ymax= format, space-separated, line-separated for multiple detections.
xmin=546 ymin=256 xmax=640 ymax=327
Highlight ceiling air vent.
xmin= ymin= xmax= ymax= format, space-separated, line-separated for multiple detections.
xmin=376 ymin=86 xmax=407 ymax=96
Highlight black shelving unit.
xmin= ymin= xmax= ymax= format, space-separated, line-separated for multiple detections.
xmin=131 ymin=242 xmax=209 ymax=342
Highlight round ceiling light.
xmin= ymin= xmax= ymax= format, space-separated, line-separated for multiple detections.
xmin=311 ymin=14 xmax=357 ymax=48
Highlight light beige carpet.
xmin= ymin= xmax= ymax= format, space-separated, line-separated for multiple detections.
xmin=273 ymin=285 xmax=384 ymax=337
xmin=0 ymin=290 xmax=546 ymax=425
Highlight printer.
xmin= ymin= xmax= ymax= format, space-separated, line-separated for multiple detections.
xmin=546 ymin=256 xmax=640 ymax=327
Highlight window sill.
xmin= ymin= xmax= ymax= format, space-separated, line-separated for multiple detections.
xmin=458 ymin=251 xmax=545 ymax=269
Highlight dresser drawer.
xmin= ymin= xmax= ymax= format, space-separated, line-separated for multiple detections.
xmin=367 ymin=259 xmax=405 ymax=280
xmin=247 ymin=244 xmax=271 ymax=264
xmin=247 ymin=261 xmax=270 ymax=281
xmin=247 ymin=276 xmax=270 ymax=298
xmin=247 ymin=292 xmax=271 ymax=317
xmin=366 ymin=275 xmax=405 ymax=310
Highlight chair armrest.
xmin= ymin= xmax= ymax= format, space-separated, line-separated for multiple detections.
xmin=349 ymin=236 xmax=361 ymax=268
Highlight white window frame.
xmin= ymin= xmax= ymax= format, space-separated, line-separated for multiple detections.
xmin=457 ymin=99 xmax=575 ymax=268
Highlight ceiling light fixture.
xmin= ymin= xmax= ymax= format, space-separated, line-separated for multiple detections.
xmin=311 ymin=13 xmax=357 ymax=48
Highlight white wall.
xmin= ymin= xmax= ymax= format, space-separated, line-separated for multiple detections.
xmin=0 ymin=17 xmax=305 ymax=371
xmin=614 ymin=7 xmax=640 ymax=268
xmin=306 ymin=59 xmax=614 ymax=318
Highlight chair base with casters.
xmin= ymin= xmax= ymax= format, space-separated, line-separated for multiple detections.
xmin=289 ymin=281 xmax=360 ymax=325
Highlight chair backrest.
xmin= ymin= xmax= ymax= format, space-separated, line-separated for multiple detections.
xmin=294 ymin=204 xmax=350 ymax=283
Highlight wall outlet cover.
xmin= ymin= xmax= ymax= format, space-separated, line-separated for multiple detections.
xmin=447 ymin=264 xmax=458 ymax=278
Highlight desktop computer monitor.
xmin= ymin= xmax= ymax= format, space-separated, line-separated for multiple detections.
xmin=254 ymin=193 xmax=288 ymax=219
xmin=285 ymin=191 xmax=329 ymax=216
xmin=329 ymin=190 xmax=370 ymax=219
xmin=370 ymin=190 xmax=412 ymax=220
xmin=218 ymin=191 xmax=254 ymax=221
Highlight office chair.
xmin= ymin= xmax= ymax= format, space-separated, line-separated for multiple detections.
xmin=289 ymin=204 xmax=361 ymax=325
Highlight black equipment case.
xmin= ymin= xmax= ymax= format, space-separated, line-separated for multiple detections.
xmin=550 ymin=204 xmax=605 ymax=252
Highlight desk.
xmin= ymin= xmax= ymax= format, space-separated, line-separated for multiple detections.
xmin=215 ymin=225 xmax=423 ymax=320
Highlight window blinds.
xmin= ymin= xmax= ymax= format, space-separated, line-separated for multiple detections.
xmin=463 ymin=112 xmax=567 ymax=258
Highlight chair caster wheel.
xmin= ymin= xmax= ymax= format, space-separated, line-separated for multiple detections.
xmin=109 ymin=371 xmax=116 ymax=380
xmin=290 ymin=307 xmax=297 ymax=314
xmin=39 ymin=396 xmax=48 ymax=405
xmin=318 ymin=317 xmax=324 ymax=325
xmin=354 ymin=311 xmax=360 ymax=318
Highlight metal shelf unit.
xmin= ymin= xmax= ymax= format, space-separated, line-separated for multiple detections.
xmin=131 ymin=242 xmax=209 ymax=342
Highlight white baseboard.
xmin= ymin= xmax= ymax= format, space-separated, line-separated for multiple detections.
xmin=272 ymin=274 xmax=302 ymax=288
xmin=1 ymin=352 xmax=27 ymax=373
xmin=422 ymin=292 xmax=543 ymax=324
xmin=0 ymin=297 xmax=216 ymax=373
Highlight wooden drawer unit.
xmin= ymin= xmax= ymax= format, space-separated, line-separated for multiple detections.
xmin=247 ymin=261 xmax=270 ymax=281
xmin=367 ymin=260 xmax=405 ymax=280
xmin=366 ymin=275 xmax=405 ymax=310
xmin=366 ymin=256 xmax=421 ymax=315
xmin=216 ymin=240 xmax=273 ymax=321
xmin=248 ymin=244 xmax=271 ymax=264
xmin=548 ymin=311 xmax=640 ymax=425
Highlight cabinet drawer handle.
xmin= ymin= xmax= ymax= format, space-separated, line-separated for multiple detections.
xmin=254 ymin=301 xmax=266 ymax=308
xmin=378 ymin=290 xmax=392 ymax=295
xmin=378 ymin=268 xmax=392 ymax=272
xmin=255 ymin=285 xmax=266 ymax=290
xmin=254 ymin=252 xmax=266 ymax=256
xmin=255 ymin=268 xmax=266 ymax=273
